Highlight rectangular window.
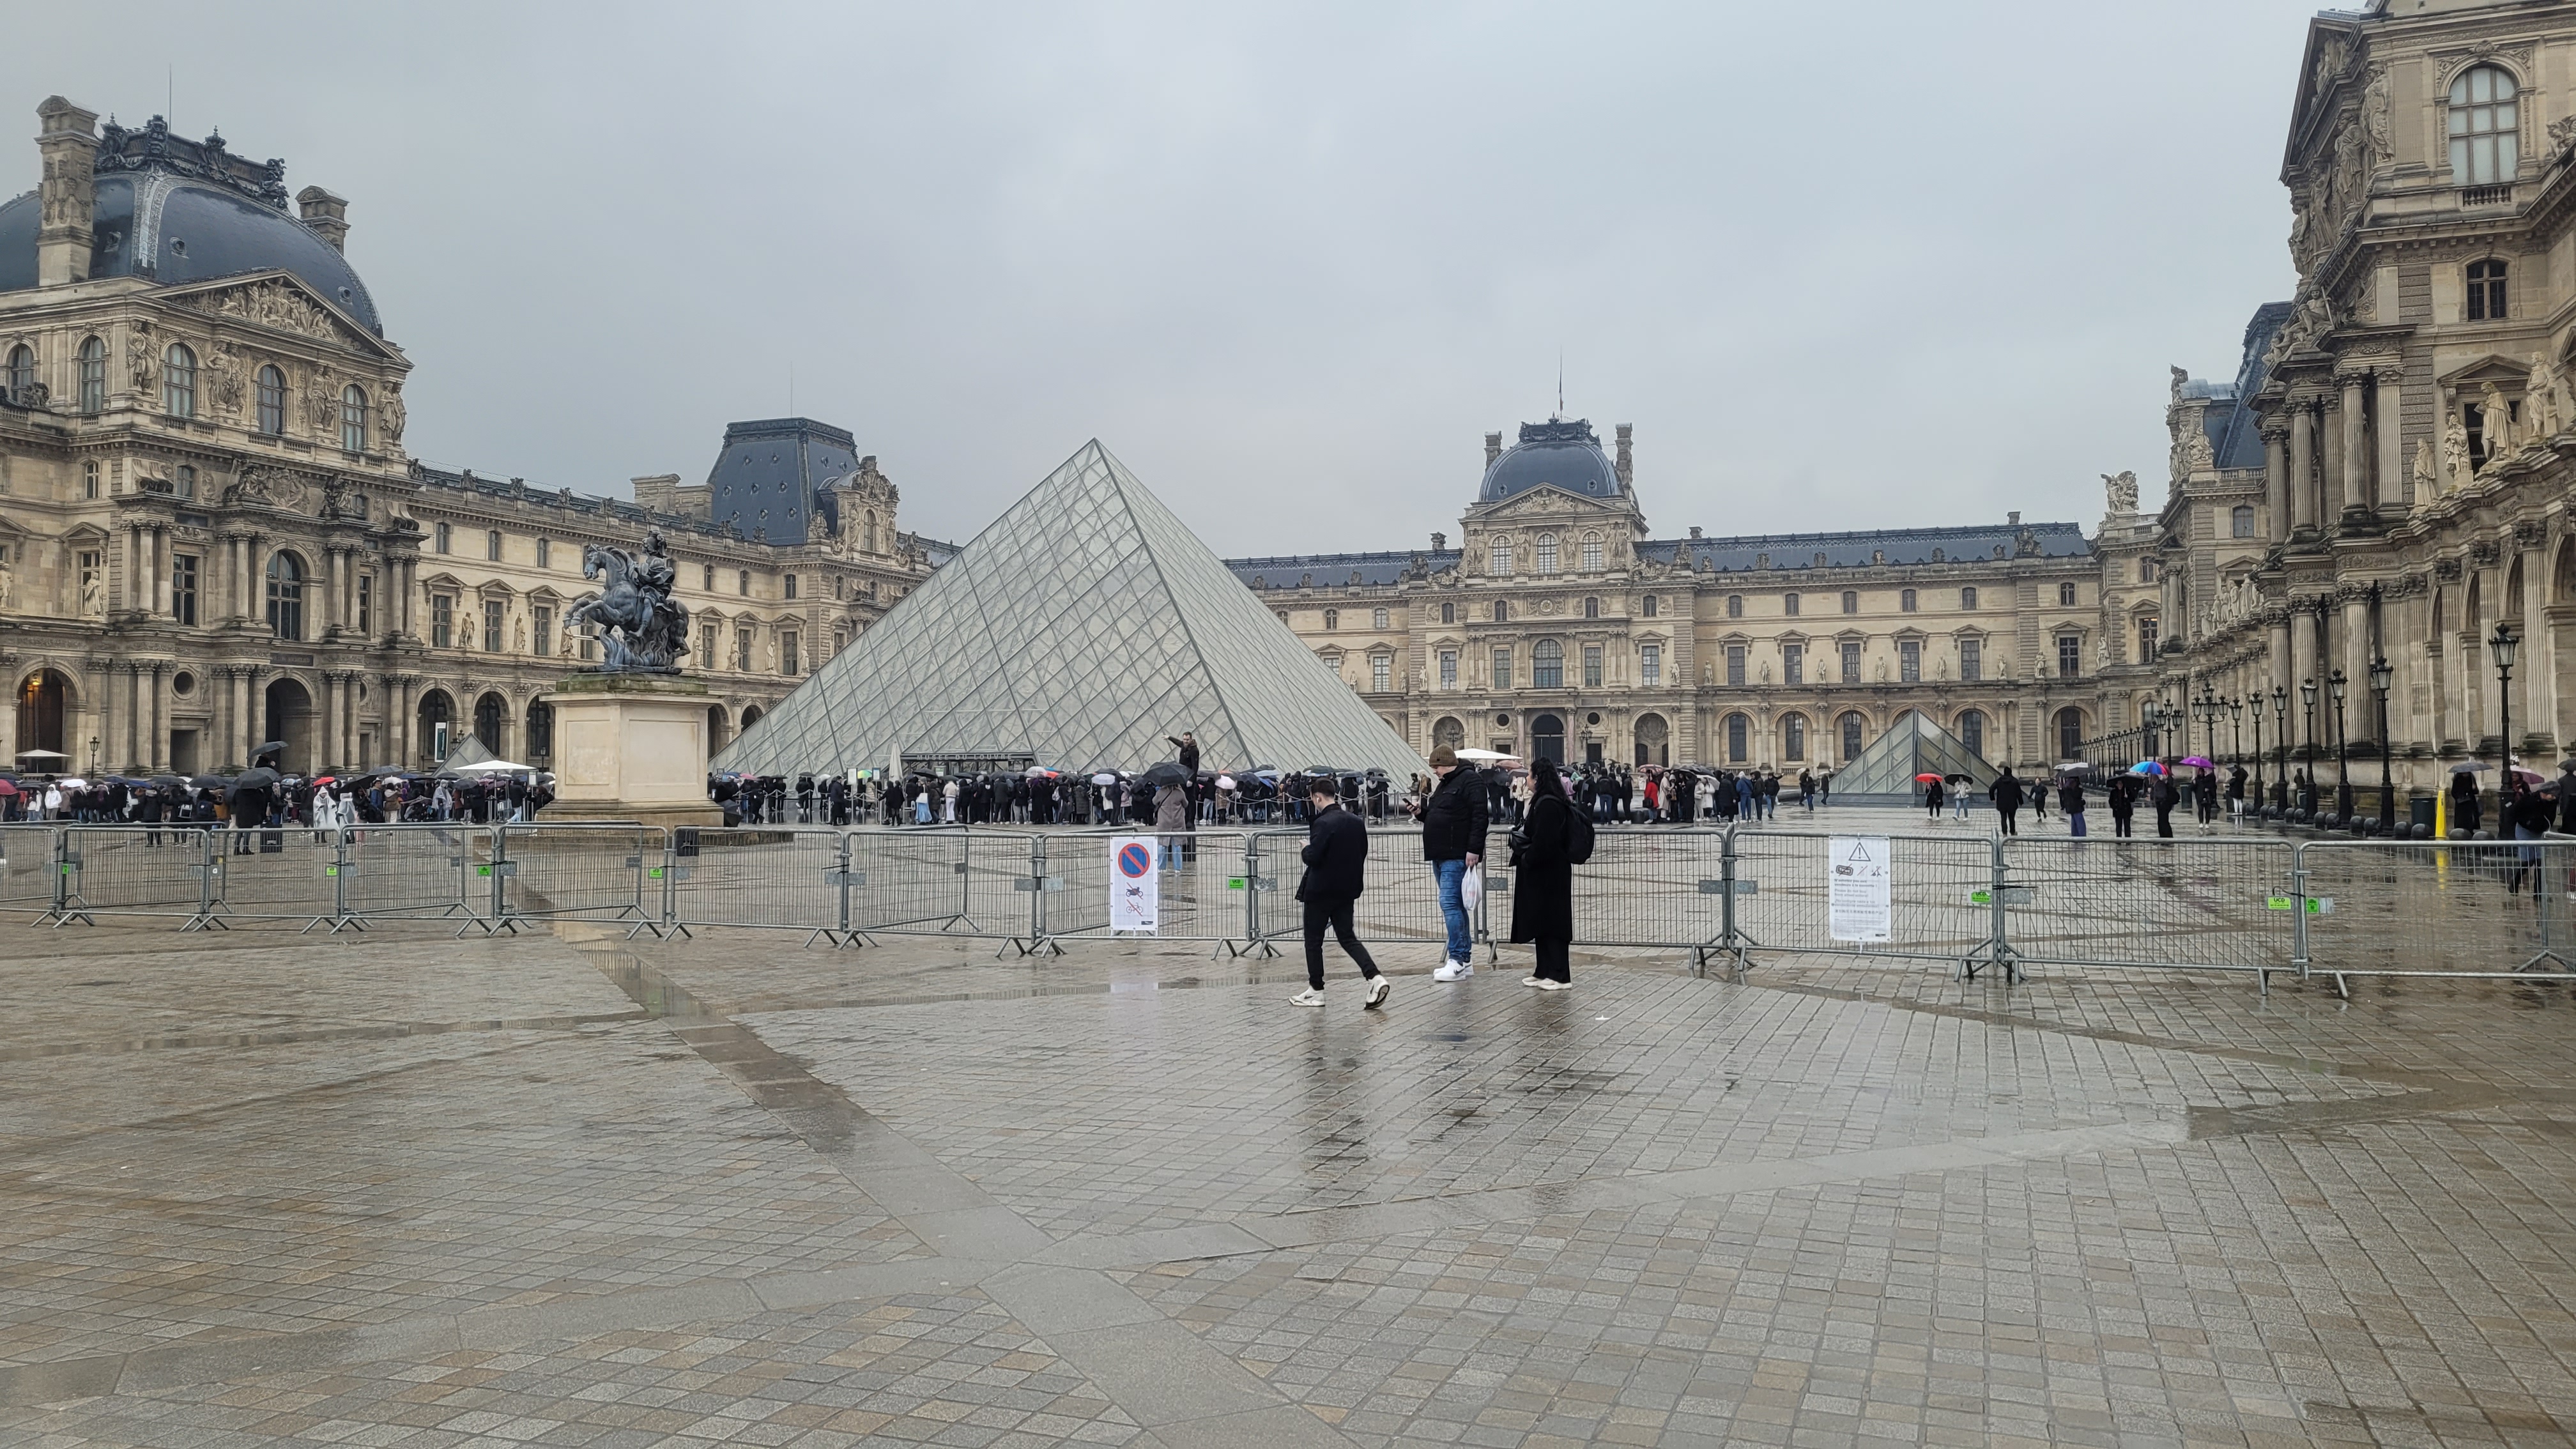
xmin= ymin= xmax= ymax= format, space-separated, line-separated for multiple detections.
xmin=536 ymin=537 xmax=551 ymax=569
xmin=1960 ymin=637 xmax=1981 ymax=681
xmin=483 ymin=599 xmax=505 ymax=652
xmin=1583 ymin=645 xmax=1603 ymax=688
xmin=735 ymin=630 xmax=754 ymax=671
xmin=784 ymin=574 xmax=798 ymax=601
xmin=1899 ymin=639 xmax=1920 ymax=682
xmin=1726 ymin=645 xmax=1746 ymax=686
xmin=782 ymin=629 xmax=801 ymax=675
xmin=1961 ymin=586 xmax=1978 ymax=610
xmin=171 ymin=554 xmax=198 ymax=625
xmin=434 ymin=522 xmax=452 ymax=554
xmin=738 ymin=569 xmax=751 ymax=597
xmin=1492 ymin=646 xmax=1512 ymax=690
xmin=1582 ymin=539 xmax=1603 ymax=572
xmin=1901 ymin=589 xmax=1917 ymax=612
xmin=1784 ymin=593 xmax=1800 ymax=616
xmin=2058 ymin=634 xmax=2083 ymax=679
xmin=578 ymin=623 xmax=595 ymax=661
xmin=532 ymin=605 xmax=552 ymax=657
xmin=431 ymin=594 xmax=454 ymax=648
xmin=1440 ymin=601 xmax=1455 ymax=624
xmin=1839 ymin=641 xmax=1861 ymax=682
xmin=355 ymin=574 xmax=372 ymax=635
xmin=2138 ymin=615 xmax=2160 ymax=660
xmin=1783 ymin=643 xmax=1804 ymax=684
xmin=1439 ymin=650 xmax=1458 ymax=689
xmin=486 ymin=530 xmax=502 ymax=563
xmin=1841 ymin=590 xmax=1858 ymax=615
xmin=700 ymin=624 xmax=717 ymax=663
xmin=1371 ymin=655 xmax=1391 ymax=692
xmin=1642 ymin=595 xmax=1659 ymax=618
xmin=1533 ymin=647 xmax=1561 ymax=689
xmin=1640 ymin=643 xmax=1661 ymax=687
xmin=702 ymin=564 xmax=716 ymax=592
xmin=1372 ymin=607 xmax=1389 ymax=631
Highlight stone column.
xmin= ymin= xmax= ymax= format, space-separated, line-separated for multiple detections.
xmin=392 ymin=677 xmax=412 ymax=765
xmin=323 ymin=549 xmax=342 ymax=633
xmin=2269 ymin=613 xmax=2294 ymax=714
xmin=2375 ymin=370 xmax=2407 ymax=512
xmin=2264 ymin=423 xmax=2290 ymax=543
xmin=240 ymin=666 xmax=263 ymax=763
xmin=2339 ymin=375 xmax=2369 ymax=520
xmin=322 ymin=673 xmax=342 ymax=770
xmin=151 ymin=526 xmax=168 ymax=615
xmin=399 ymin=559 xmax=416 ymax=636
xmin=123 ymin=523 xmax=141 ymax=611
xmin=2319 ymin=398 xmax=2344 ymax=527
xmin=344 ymin=674 xmax=361 ymax=767
xmin=122 ymin=664 xmax=140 ymax=769
xmin=2290 ymin=404 xmax=2318 ymax=534
xmin=247 ymin=533 xmax=266 ymax=627
xmin=151 ymin=663 xmax=170 ymax=770
xmin=2343 ymin=595 xmax=2373 ymax=737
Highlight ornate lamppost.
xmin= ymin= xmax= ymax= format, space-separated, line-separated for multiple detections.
xmin=2329 ymin=668 xmax=2351 ymax=827
xmin=2299 ymin=677 xmax=2319 ymax=817
xmin=2269 ymin=685 xmax=2289 ymax=813
xmin=2369 ymin=654 xmax=2395 ymax=836
xmin=2228 ymin=695 xmax=2244 ymax=767
xmin=2195 ymin=689 xmax=2220 ymax=763
xmin=2492 ymin=622 xmax=2520 ymax=828
xmin=2248 ymin=693 xmax=2266 ymax=817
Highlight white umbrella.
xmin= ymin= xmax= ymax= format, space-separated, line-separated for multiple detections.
xmin=1091 ymin=771 xmax=1119 ymax=786
xmin=1455 ymin=747 xmax=1518 ymax=762
xmin=14 ymin=748 xmax=68 ymax=759
xmin=450 ymin=760 xmax=533 ymax=774
xmin=54 ymin=777 xmax=87 ymax=788
xmin=1216 ymin=774 xmax=1236 ymax=789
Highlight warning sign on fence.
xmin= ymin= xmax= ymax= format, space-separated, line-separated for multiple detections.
xmin=1109 ymin=835 xmax=1160 ymax=933
xmin=1828 ymin=836 xmax=1891 ymax=943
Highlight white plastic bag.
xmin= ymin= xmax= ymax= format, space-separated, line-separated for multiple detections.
xmin=1459 ymin=865 xmax=1483 ymax=912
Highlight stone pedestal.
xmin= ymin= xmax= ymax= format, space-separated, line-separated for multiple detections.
xmin=540 ymin=672 xmax=722 ymax=829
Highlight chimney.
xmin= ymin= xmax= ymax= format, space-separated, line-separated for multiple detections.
xmin=34 ymin=96 xmax=100 ymax=287
xmin=1430 ymin=531 xmax=1446 ymax=551
xmin=296 ymin=185 xmax=349 ymax=252
xmin=1483 ymin=431 xmax=1502 ymax=466
xmin=1688 ymin=526 xmax=1702 ymax=539
xmin=2008 ymin=510 xmax=2021 ymax=527
xmin=1614 ymin=423 xmax=1634 ymax=487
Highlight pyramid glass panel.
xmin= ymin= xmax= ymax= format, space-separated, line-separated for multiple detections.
xmin=714 ymin=441 xmax=1425 ymax=779
xmin=1828 ymin=710 xmax=2000 ymax=804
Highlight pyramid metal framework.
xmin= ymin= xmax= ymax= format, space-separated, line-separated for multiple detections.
xmin=1828 ymin=710 xmax=1998 ymax=805
xmin=712 ymin=441 xmax=1426 ymax=779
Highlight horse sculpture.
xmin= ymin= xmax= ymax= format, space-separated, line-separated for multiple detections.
xmin=564 ymin=530 xmax=691 ymax=671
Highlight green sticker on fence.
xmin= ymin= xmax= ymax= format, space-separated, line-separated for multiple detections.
xmin=2266 ymin=895 xmax=2294 ymax=910
xmin=2307 ymin=896 xmax=2333 ymax=914
xmin=477 ymin=864 xmax=492 ymax=877
xmin=647 ymin=867 xmax=665 ymax=879
xmin=1227 ymin=877 xmax=1246 ymax=891
xmin=1970 ymin=889 xmax=1991 ymax=905
xmin=323 ymin=865 xmax=339 ymax=877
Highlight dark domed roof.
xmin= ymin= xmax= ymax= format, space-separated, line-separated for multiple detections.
xmin=0 ymin=118 xmax=381 ymax=334
xmin=1478 ymin=418 xmax=1620 ymax=503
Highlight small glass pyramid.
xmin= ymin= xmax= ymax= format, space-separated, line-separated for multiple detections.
xmin=1828 ymin=709 xmax=2000 ymax=804
xmin=713 ymin=441 xmax=1427 ymax=779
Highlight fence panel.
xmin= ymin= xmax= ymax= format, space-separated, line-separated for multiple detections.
xmin=2002 ymin=835 xmax=2296 ymax=975
xmin=498 ymin=824 xmax=663 ymax=924
xmin=207 ymin=822 xmax=339 ymax=926
xmin=0 ymin=824 xmax=62 ymax=917
xmin=342 ymin=824 xmax=494 ymax=924
xmin=668 ymin=828 xmax=845 ymax=934
xmin=846 ymin=827 xmax=982 ymax=935
xmin=59 ymin=825 xmax=210 ymax=923
xmin=1727 ymin=827 xmax=1996 ymax=964
xmin=2301 ymin=838 xmax=2576 ymax=988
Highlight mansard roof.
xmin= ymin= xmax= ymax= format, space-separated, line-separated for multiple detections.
xmin=1643 ymin=521 xmax=2090 ymax=572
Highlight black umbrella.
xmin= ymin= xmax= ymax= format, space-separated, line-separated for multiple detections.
xmin=187 ymin=774 xmax=229 ymax=790
xmin=1944 ymin=773 xmax=1974 ymax=784
xmin=149 ymin=774 xmax=186 ymax=790
xmin=1138 ymin=760 xmax=1192 ymax=788
xmin=251 ymin=741 xmax=287 ymax=761
xmin=231 ymin=767 xmax=282 ymax=792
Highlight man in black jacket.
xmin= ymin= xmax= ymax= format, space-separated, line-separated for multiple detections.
xmin=1291 ymin=777 xmax=1387 ymax=1009
xmin=1414 ymin=745 xmax=1489 ymax=981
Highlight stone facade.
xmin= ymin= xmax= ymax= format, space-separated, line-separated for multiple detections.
xmin=2154 ymin=0 xmax=2576 ymax=806
xmin=1227 ymin=420 xmax=2126 ymax=772
xmin=0 ymin=100 xmax=935 ymax=775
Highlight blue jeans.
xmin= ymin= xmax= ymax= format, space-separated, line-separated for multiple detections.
xmin=1434 ymin=858 xmax=1473 ymax=964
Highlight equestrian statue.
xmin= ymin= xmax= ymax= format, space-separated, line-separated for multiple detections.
xmin=565 ymin=529 xmax=691 ymax=672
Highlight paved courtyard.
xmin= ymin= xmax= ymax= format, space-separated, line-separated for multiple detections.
xmin=6 ymin=907 xmax=2576 ymax=1448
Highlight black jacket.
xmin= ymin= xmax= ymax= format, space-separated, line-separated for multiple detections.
xmin=1508 ymin=792 xmax=1575 ymax=943
xmin=1418 ymin=767 xmax=1489 ymax=862
xmin=1296 ymin=804 xmax=1368 ymax=903
xmin=1170 ymin=737 xmax=1200 ymax=774
xmin=1991 ymin=775 xmax=2024 ymax=810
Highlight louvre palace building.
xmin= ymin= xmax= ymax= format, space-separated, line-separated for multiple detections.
xmin=0 ymin=97 xmax=939 ymax=776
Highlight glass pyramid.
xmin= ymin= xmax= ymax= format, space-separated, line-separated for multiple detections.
xmin=713 ymin=440 xmax=1426 ymax=779
xmin=1827 ymin=709 xmax=1999 ymax=805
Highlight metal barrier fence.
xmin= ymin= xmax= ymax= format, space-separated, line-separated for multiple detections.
xmin=3 ymin=820 xmax=2576 ymax=995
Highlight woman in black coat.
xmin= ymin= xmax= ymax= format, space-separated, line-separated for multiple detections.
xmin=1510 ymin=756 xmax=1578 ymax=988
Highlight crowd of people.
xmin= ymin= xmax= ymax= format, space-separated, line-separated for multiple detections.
xmin=0 ymin=763 xmax=553 ymax=833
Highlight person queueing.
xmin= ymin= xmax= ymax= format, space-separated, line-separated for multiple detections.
xmin=1289 ymin=776 xmax=1388 ymax=1010
xmin=1511 ymin=757 xmax=1579 ymax=990
xmin=2153 ymin=771 xmax=2180 ymax=838
xmin=2108 ymin=774 xmax=2136 ymax=838
xmin=2060 ymin=774 xmax=2087 ymax=838
xmin=1924 ymin=778 xmax=1945 ymax=822
xmin=1417 ymin=745 xmax=1489 ymax=983
xmin=1990 ymin=769 xmax=2023 ymax=836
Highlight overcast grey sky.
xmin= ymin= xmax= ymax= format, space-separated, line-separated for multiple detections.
xmin=7 ymin=1 xmax=2320 ymax=554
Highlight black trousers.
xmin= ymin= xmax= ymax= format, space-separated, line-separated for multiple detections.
xmin=1997 ymin=807 xmax=2018 ymax=836
xmin=1533 ymin=937 xmax=1570 ymax=983
xmin=2154 ymin=806 xmax=2174 ymax=838
xmin=2112 ymin=811 xmax=2133 ymax=838
xmin=1303 ymin=898 xmax=1380 ymax=990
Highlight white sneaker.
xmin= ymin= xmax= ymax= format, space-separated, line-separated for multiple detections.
xmin=1289 ymin=988 xmax=1326 ymax=1008
xmin=1432 ymin=961 xmax=1472 ymax=982
xmin=1364 ymin=976 xmax=1391 ymax=1010
xmin=1535 ymin=979 xmax=1570 ymax=992
xmin=1522 ymin=976 xmax=1547 ymax=988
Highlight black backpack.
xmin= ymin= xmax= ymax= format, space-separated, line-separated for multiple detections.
xmin=1563 ymin=804 xmax=1596 ymax=866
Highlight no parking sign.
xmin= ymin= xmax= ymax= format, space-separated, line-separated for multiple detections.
xmin=1109 ymin=834 xmax=1159 ymax=932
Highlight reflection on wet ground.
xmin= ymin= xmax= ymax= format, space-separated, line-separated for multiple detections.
xmin=5 ymin=916 xmax=2576 ymax=1446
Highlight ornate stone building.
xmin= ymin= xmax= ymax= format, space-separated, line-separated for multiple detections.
xmin=2152 ymin=0 xmax=2576 ymax=809
xmin=1225 ymin=418 xmax=2126 ymax=772
xmin=0 ymin=100 xmax=937 ymax=776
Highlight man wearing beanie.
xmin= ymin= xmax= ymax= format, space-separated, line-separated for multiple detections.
xmin=1414 ymin=743 xmax=1487 ymax=981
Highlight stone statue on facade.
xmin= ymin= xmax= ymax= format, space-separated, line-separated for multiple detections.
xmin=2413 ymin=438 xmax=2439 ymax=508
xmin=2478 ymin=381 xmax=2519 ymax=470
xmin=2527 ymin=353 xmax=2566 ymax=441
xmin=2444 ymin=409 xmax=2472 ymax=493
xmin=2102 ymin=470 xmax=2139 ymax=514
xmin=564 ymin=529 xmax=690 ymax=672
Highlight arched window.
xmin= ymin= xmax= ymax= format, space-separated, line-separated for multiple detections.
xmin=1489 ymin=537 xmax=1512 ymax=575
xmin=862 ymin=510 xmax=880 ymax=553
xmin=2055 ymin=707 xmax=2085 ymax=760
xmin=1323 ymin=608 xmax=1338 ymax=631
xmin=76 ymin=336 xmax=105 ymax=413
xmin=1532 ymin=638 xmax=1563 ymax=688
xmin=265 ymin=552 xmax=306 ymax=641
xmin=1960 ymin=585 xmax=1979 ymax=610
xmin=2231 ymin=505 xmax=2255 ymax=537
xmin=340 ymin=385 xmax=368 ymax=452
xmin=1534 ymin=534 xmax=1558 ymax=574
xmin=255 ymin=365 xmax=286 ymax=434
xmin=1958 ymin=709 xmax=1987 ymax=762
xmin=1725 ymin=712 xmax=1750 ymax=764
xmin=2468 ymin=259 xmax=2508 ymax=321
xmin=2449 ymin=65 xmax=2520 ymax=185
xmin=1581 ymin=536 xmax=1604 ymax=572
xmin=162 ymin=342 xmax=197 ymax=418
xmin=1782 ymin=714 xmax=1806 ymax=762
xmin=1432 ymin=716 xmax=1465 ymax=751
xmin=2 ymin=343 xmax=31 ymax=395
xmin=1839 ymin=711 xmax=1864 ymax=762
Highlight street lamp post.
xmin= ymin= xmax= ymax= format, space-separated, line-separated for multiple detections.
xmin=2299 ymin=677 xmax=2319 ymax=817
xmin=2193 ymin=690 xmax=2216 ymax=763
xmin=2228 ymin=695 xmax=2244 ymax=767
xmin=2329 ymin=668 xmax=2351 ymax=827
xmin=2270 ymin=685 xmax=2289 ymax=813
xmin=2492 ymin=622 xmax=2520 ymax=831
xmin=2369 ymin=654 xmax=2395 ymax=836
xmin=2249 ymin=694 xmax=2266 ymax=816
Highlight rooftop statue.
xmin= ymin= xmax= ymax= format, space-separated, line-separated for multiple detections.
xmin=566 ymin=529 xmax=691 ymax=672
